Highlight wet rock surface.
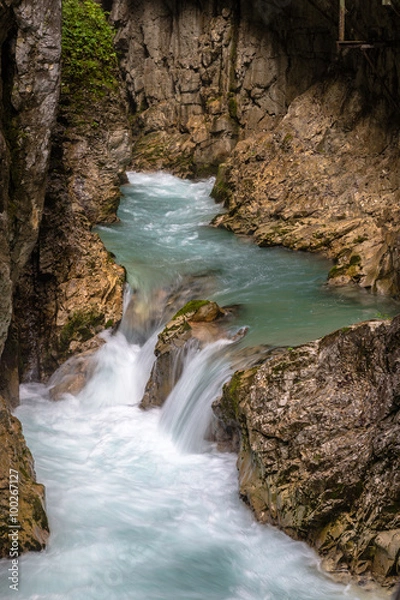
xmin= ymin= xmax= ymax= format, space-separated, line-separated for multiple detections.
xmin=213 ymin=316 xmax=400 ymax=586
xmin=212 ymin=76 xmax=400 ymax=296
xmin=140 ymin=300 xmax=236 ymax=409
xmin=0 ymin=395 xmax=49 ymax=558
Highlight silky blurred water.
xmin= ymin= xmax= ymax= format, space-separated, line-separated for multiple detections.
xmin=0 ymin=172 xmax=396 ymax=599
xmin=97 ymin=172 xmax=398 ymax=347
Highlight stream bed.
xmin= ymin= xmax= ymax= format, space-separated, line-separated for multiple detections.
xmin=0 ymin=172 xmax=397 ymax=600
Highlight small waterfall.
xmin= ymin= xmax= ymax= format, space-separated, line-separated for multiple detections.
xmin=160 ymin=339 xmax=233 ymax=453
xmin=119 ymin=284 xmax=166 ymax=345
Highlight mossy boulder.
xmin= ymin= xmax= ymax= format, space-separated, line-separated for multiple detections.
xmin=140 ymin=300 xmax=229 ymax=409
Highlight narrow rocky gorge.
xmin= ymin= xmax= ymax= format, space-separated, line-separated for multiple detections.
xmin=0 ymin=0 xmax=399 ymax=590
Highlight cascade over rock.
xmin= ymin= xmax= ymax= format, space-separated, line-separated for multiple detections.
xmin=141 ymin=299 xmax=232 ymax=409
xmin=213 ymin=316 xmax=400 ymax=586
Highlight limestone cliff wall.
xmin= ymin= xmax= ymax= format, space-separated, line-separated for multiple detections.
xmin=110 ymin=0 xmax=335 ymax=174
xmin=0 ymin=0 xmax=61 ymax=370
xmin=12 ymin=0 xmax=132 ymax=382
xmin=0 ymin=0 xmax=61 ymax=557
xmin=111 ymin=0 xmax=400 ymax=176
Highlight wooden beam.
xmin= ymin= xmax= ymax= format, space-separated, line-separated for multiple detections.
xmin=339 ymin=0 xmax=346 ymax=42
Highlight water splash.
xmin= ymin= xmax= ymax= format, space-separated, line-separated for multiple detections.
xmin=160 ymin=339 xmax=233 ymax=453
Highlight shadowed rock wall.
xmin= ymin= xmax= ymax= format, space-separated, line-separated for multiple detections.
xmin=111 ymin=0 xmax=335 ymax=174
xmin=0 ymin=0 xmax=61 ymax=558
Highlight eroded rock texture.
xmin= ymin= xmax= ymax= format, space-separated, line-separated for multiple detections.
xmin=111 ymin=0 xmax=334 ymax=175
xmin=213 ymin=317 xmax=400 ymax=585
xmin=0 ymin=0 xmax=61 ymax=555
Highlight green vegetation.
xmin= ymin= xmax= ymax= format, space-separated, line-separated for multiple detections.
xmin=61 ymin=0 xmax=118 ymax=105
xmin=59 ymin=308 xmax=104 ymax=352
xmin=228 ymin=94 xmax=238 ymax=120
xmin=353 ymin=235 xmax=368 ymax=244
xmin=210 ymin=165 xmax=230 ymax=202
xmin=349 ymin=254 xmax=361 ymax=266
xmin=280 ymin=132 xmax=293 ymax=152
xmin=172 ymin=300 xmax=210 ymax=320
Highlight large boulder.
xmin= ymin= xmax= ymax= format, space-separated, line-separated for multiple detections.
xmin=140 ymin=300 xmax=234 ymax=409
xmin=213 ymin=316 xmax=400 ymax=586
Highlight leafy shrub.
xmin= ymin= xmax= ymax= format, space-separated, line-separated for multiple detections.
xmin=61 ymin=0 xmax=118 ymax=102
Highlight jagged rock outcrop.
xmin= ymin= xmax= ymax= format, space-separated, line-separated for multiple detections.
xmin=141 ymin=299 xmax=233 ymax=409
xmin=213 ymin=316 xmax=400 ymax=586
xmin=212 ymin=75 xmax=400 ymax=296
xmin=0 ymin=394 xmax=49 ymax=558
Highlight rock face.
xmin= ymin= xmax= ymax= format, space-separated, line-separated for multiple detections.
xmin=0 ymin=0 xmax=61 ymax=368
xmin=141 ymin=300 xmax=232 ymax=409
xmin=111 ymin=0 xmax=400 ymax=178
xmin=0 ymin=0 xmax=61 ymax=557
xmin=110 ymin=0 xmax=335 ymax=175
xmin=213 ymin=317 xmax=400 ymax=586
xmin=212 ymin=75 xmax=400 ymax=296
xmin=13 ymin=1 xmax=131 ymax=380
xmin=0 ymin=393 xmax=49 ymax=558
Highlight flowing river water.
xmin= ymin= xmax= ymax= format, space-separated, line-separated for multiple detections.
xmin=1 ymin=172 xmax=398 ymax=600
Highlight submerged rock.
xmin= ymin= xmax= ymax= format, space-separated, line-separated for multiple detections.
xmin=213 ymin=316 xmax=400 ymax=587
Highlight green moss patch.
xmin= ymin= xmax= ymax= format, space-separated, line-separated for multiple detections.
xmin=59 ymin=308 xmax=104 ymax=352
xmin=61 ymin=0 xmax=119 ymax=112
xmin=172 ymin=300 xmax=210 ymax=320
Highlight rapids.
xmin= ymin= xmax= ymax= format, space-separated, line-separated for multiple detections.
xmin=0 ymin=172 xmax=396 ymax=600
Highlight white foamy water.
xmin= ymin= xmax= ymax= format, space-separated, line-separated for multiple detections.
xmin=0 ymin=330 xmax=386 ymax=600
xmin=0 ymin=172 xmax=395 ymax=599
